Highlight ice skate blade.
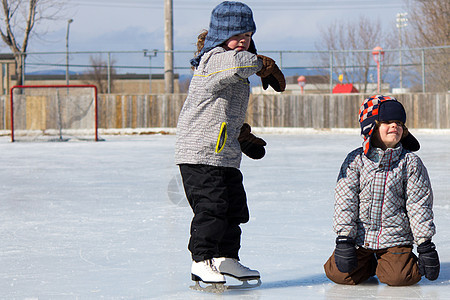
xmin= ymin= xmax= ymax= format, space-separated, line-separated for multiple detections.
xmin=226 ymin=278 xmax=262 ymax=290
xmin=190 ymin=281 xmax=226 ymax=293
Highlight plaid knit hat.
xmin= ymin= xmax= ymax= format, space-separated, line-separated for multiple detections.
xmin=190 ymin=1 xmax=256 ymax=67
xmin=359 ymin=95 xmax=420 ymax=155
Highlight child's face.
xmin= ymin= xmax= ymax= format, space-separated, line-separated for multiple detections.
xmin=372 ymin=121 xmax=404 ymax=150
xmin=223 ymin=32 xmax=252 ymax=52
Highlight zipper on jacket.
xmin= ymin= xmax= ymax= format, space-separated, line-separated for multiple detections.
xmin=215 ymin=122 xmax=227 ymax=154
xmin=377 ymin=151 xmax=394 ymax=248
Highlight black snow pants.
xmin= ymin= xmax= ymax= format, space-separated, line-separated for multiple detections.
xmin=179 ymin=164 xmax=249 ymax=262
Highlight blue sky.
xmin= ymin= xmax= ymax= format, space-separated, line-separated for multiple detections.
xmin=28 ymin=0 xmax=407 ymax=53
xmin=10 ymin=0 xmax=409 ymax=78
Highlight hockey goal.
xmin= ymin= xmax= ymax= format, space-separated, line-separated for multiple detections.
xmin=10 ymin=85 xmax=99 ymax=142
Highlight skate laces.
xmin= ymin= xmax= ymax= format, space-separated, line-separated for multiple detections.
xmin=205 ymin=259 xmax=221 ymax=273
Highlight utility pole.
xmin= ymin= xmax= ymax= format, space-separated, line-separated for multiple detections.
xmin=164 ymin=0 xmax=174 ymax=93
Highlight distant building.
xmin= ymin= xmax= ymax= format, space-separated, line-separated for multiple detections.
xmin=252 ymin=75 xmax=390 ymax=94
xmin=0 ymin=53 xmax=16 ymax=95
xmin=252 ymin=75 xmax=330 ymax=94
xmin=0 ymin=53 xmax=180 ymax=95
xmin=332 ymin=83 xmax=359 ymax=93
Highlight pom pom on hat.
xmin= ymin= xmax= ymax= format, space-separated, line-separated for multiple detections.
xmin=358 ymin=95 xmax=420 ymax=155
xmin=190 ymin=1 xmax=256 ymax=67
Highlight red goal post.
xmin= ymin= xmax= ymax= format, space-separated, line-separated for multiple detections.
xmin=10 ymin=84 xmax=99 ymax=142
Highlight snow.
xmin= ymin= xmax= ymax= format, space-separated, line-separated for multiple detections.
xmin=1 ymin=131 xmax=449 ymax=299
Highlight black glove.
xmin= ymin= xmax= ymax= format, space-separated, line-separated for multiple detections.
xmin=256 ymin=55 xmax=286 ymax=92
xmin=417 ymin=240 xmax=440 ymax=281
xmin=334 ymin=236 xmax=358 ymax=273
xmin=238 ymin=123 xmax=266 ymax=159
xmin=261 ymin=69 xmax=286 ymax=92
xmin=256 ymin=55 xmax=276 ymax=78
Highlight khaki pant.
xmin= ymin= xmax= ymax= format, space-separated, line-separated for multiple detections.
xmin=324 ymin=245 xmax=421 ymax=286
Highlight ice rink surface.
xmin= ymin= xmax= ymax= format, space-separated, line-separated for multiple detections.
xmin=1 ymin=131 xmax=449 ymax=299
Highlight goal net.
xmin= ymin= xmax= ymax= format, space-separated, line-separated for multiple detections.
xmin=10 ymin=85 xmax=99 ymax=142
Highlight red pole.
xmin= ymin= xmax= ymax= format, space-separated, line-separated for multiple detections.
xmin=9 ymin=87 xmax=14 ymax=142
xmin=377 ymin=56 xmax=381 ymax=93
xmin=372 ymin=47 xmax=384 ymax=94
xmin=9 ymin=85 xmax=99 ymax=142
xmin=297 ymin=76 xmax=306 ymax=95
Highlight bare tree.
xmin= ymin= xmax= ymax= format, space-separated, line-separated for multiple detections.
xmin=404 ymin=0 xmax=449 ymax=92
xmin=0 ymin=0 xmax=64 ymax=86
xmin=315 ymin=16 xmax=396 ymax=93
xmin=84 ymin=55 xmax=116 ymax=94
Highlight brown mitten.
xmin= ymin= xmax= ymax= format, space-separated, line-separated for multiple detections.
xmin=238 ymin=123 xmax=266 ymax=159
xmin=261 ymin=64 xmax=286 ymax=92
xmin=256 ymin=55 xmax=276 ymax=78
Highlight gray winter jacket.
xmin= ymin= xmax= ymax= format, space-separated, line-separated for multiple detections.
xmin=175 ymin=47 xmax=262 ymax=168
xmin=333 ymin=145 xmax=435 ymax=249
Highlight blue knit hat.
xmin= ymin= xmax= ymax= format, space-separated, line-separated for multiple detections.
xmin=190 ymin=1 xmax=256 ymax=67
xmin=359 ymin=95 xmax=419 ymax=154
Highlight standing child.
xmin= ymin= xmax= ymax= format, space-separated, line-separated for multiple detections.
xmin=175 ymin=1 xmax=285 ymax=288
xmin=324 ymin=95 xmax=440 ymax=286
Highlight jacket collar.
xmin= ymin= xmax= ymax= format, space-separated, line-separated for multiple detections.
xmin=366 ymin=144 xmax=403 ymax=163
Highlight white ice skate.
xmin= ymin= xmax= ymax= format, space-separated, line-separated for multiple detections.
xmin=213 ymin=257 xmax=261 ymax=289
xmin=190 ymin=259 xmax=226 ymax=293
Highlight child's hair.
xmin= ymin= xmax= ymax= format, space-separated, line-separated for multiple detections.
xmin=195 ymin=30 xmax=208 ymax=57
xmin=192 ymin=30 xmax=208 ymax=70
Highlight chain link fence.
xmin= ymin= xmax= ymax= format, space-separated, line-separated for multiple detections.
xmin=20 ymin=45 xmax=449 ymax=94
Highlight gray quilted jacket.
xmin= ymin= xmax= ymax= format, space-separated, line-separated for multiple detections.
xmin=333 ymin=145 xmax=435 ymax=249
xmin=175 ymin=47 xmax=262 ymax=168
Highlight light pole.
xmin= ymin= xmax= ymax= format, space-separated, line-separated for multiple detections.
xmin=372 ymin=46 xmax=385 ymax=94
xmin=65 ymin=19 xmax=73 ymax=86
xmin=143 ymin=49 xmax=158 ymax=94
xmin=297 ymin=76 xmax=306 ymax=94
xmin=396 ymin=12 xmax=408 ymax=90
